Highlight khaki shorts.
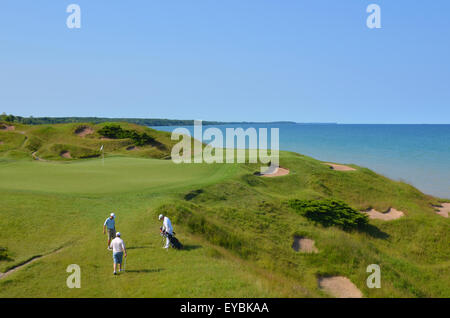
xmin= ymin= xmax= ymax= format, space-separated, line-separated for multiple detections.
xmin=107 ymin=228 xmax=116 ymax=240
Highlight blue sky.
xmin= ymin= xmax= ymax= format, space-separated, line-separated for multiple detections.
xmin=1 ymin=0 xmax=449 ymax=123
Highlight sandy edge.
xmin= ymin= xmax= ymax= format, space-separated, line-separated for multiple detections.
xmin=60 ymin=151 xmax=72 ymax=159
xmin=75 ymin=126 xmax=94 ymax=137
xmin=318 ymin=276 xmax=363 ymax=298
xmin=435 ymin=203 xmax=450 ymax=218
xmin=362 ymin=208 xmax=405 ymax=220
xmin=323 ymin=163 xmax=356 ymax=171
xmin=260 ymin=167 xmax=290 ymax=177
xmin=0 ymin=124 xmax=15 ymax=131
xmin=292 ymin=237 xmax=318 ymax=253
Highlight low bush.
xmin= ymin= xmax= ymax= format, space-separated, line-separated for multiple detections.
xmin=98 ymin=125 xmax=155 ymax=146
xmin=289 ymin=199 xmax=368 ymax=230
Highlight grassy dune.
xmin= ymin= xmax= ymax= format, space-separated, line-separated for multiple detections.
xmin=0 ymin=122 xmax=448 ymax=297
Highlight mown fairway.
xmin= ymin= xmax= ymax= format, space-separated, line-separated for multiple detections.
xmin=0 ymin=157 xmax=290 ymax=297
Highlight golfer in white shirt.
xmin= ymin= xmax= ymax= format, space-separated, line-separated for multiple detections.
xmin=110 ymin=232 xmax=127 ymax=275
xmin=159 ymin=214 xmax=173 ymax=249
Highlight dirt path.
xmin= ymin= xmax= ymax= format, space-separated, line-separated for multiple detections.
xmin=31 ymin=151 xmax=49 ymax=162
xmin=363 ymin=208 xmax=405 ymax=220
xmin=318 ymin=276 xmax=363 ymax=298
xmin=0 ymin=246 xmax=65 ymax=280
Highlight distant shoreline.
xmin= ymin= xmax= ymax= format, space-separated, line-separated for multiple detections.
xmin=0 ymin=114 xmax=338 ymax=126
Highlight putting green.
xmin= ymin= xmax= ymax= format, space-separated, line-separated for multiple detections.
xmin=0 ymin=157 xmax=239 ymax=194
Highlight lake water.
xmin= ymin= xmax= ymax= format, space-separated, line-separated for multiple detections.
xmin=152 ymin=124 xmax=450 ymax=199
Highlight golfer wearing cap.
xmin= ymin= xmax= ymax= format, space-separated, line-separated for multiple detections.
xmin=103 ymin=213 xmax=116 ymax=250
xmin=110 ymin=232 xmax=127 ymax=275
xmin=159 ymin=214 xmax=173 ymax=249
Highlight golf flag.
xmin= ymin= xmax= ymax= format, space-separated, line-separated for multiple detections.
xmin=100 ymin=145 xmax=104 ymax=151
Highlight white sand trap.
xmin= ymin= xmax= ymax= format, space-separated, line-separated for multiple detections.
xmin=292 ymin=236 xmax=318 ymax=253
xmin=435 ymin=203 xmax=450 ymax=218
xmin=363 ymin=208 xmax=404 ymax=220
xmin=75 ymin=126 xmax=93 ymax=137
xmin=261 ymin=167 xmax=290 ymax=177
xmin=323 ymin=163 xmax=356 ymax=171
xmin=60 ymin=151 xmax=72 ymax=159
xmin=318 ymin=276 xmax=363 ymax=298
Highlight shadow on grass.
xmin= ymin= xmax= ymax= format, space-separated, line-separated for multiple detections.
xmin=127 ymin=246 xmax=152 ymax=250
xmin=182 ymin=245 xmax=202 ymax=251
xmin=360 ymin=224 xmax=390 ymax=239
xmin=126 ymin=268 xmax=164 ymax=274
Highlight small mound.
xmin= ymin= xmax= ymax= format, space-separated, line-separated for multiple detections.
xmin=260 ymin=166 xmax=290 ymax=177
xmin=363 ymin=208 xmax=404 ymax=220
xmin=75 ymin=126 xmax=93 ymax=137
xmin=126 ymin=145 xmax=139 ymax=151
xmin=292 ymin=236 xmax=318 ymax=253
xmin=0 ymin=124 xmax=15 ymax=131
xmin=323 ymin=163 xmax=356 ymax=171
xmin=318 ymin=276 xmax=363 ymax=298
xmin=60 ymin=151 xmax=72 ymax=159
xmin=435 ymin=203 xmax=450 ymax=218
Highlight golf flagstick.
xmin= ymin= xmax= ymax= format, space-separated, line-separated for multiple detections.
xmin=100 ymin=145 xmax=104 ymax=165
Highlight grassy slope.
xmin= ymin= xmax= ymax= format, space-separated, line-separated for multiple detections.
xmin=0 ymin=123 xmax=448 ymax=297
xmin=0 ymin=121 xmax=177 ymax=160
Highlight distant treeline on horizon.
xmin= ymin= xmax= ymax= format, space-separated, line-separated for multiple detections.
xmin=0 ymin=114 xmax=336 ymax=126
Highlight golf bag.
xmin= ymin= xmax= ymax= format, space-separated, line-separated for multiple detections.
xmin=160 ymin=227 xmax=183 ymax=250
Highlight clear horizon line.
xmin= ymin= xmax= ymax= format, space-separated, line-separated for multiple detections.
xmin=3 ymin=114 xmax=450 ymax=125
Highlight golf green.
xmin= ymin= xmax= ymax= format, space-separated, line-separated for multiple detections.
xmin=0 ymin=157 xmax=239 ymax=194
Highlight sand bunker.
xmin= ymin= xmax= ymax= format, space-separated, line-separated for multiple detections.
xmin=435 ymin=203 xmax=450 ymax=218
xmin=126 ymin=145 xmax=139 ymax=151
xmin=0 ymin=124 xmax=15 ymax=131
xmin=0 ymin=141 xmax=3 ymax=145
xmin=318 ymin=276 xmax=363 ymax=298
xmin=60 ymin=151 xmax=72 ymax=159
xmin=292 ymin=236 xmax=318 ymax=253
xmin=75 ymin=126 xmax=93 ymax=137
xmin=323 ymin=163 xmax=356 ymax=171
xmin=363 ymin=208 xmax=404 ymax=220
xmin=260 ymin=167 xmax=290 ymax=177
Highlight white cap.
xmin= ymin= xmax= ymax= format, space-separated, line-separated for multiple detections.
xmin=116 ymin=232 xmax=121 ymax=237
xmin=158 ymin=214 xmax=163 ymax=220
xmin=110 ymin=213 xmax=115 ymax=218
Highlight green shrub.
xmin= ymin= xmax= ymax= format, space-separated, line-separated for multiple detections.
xmin=98 ymin=124 xmax=156 ymax=146
xmin=289 ymin=199 xmax=368 ymax=230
